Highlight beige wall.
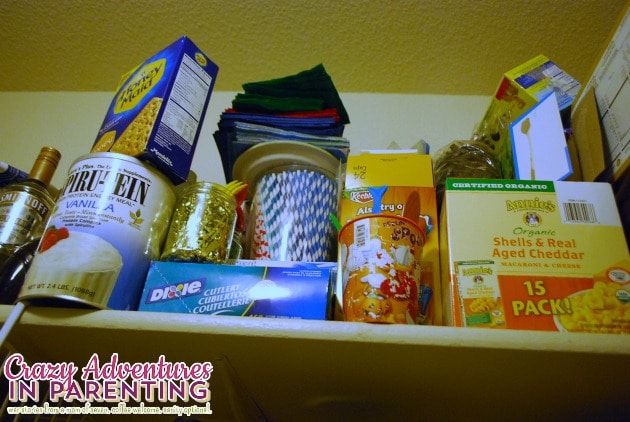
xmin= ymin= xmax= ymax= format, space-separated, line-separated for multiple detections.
xmin=0 ymin=92 xmax=489 ymax=188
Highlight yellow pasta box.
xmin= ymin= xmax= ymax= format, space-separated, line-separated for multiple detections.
xmin=337 ymin=152 xmax=442 ymax=325
xmin=440 ymin=178 xmax=630 ymax=333
xmin=92 ymin=36 xmax=219 ymax=184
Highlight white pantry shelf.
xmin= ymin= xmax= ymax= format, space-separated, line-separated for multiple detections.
xmin=1 ymin=305 xmax=629 ymax=421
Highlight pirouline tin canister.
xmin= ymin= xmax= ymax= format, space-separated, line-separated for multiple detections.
xmin=339 ymin=214 xmax=426 ymax=324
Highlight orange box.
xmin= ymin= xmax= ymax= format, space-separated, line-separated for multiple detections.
xmin=336 ymin=152 xmax=442 ymax=325
xmin=440 ymin=178 xmax=630 ymax=333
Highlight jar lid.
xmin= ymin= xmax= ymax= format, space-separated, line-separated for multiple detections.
xmin=179 ymin=181 xmax=236 ymax=205
xmin=232 ymin=141 xmax=340 ymax=199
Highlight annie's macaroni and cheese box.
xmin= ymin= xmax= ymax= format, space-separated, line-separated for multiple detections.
xmin=139 ymin=260 xmax=334 ymax=320
xmin=92 ymin=36 xmax=219 ymax=184
xmin=338 ymin=152 xmax=442 ymax=325
xmin=440 ymin=178 xmax=630 ymax=333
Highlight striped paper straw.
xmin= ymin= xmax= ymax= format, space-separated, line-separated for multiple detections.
xmin=251 ymin=168 xmax=337 ymax=261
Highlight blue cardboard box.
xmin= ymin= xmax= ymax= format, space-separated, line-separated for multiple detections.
xmin=92 ymin=36 xmax=219 ymax=184
xmin=139 ymin=261 xmax=335 ymax=320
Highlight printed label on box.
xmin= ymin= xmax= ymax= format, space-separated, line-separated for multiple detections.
xmin=92 ymin=36 xmax=219 ymax=184
xmin=338 ymin=152 xmax=442 ymax=325
xmin=140 ymin=261 xmax=332 ymax=320
xmin=441 ymin=178 xmax=630 ymax=333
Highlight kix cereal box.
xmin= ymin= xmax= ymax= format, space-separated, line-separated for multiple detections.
xmin=337 ymin=152 xmax=442 ymax=325
xmin=139 ymin=260 xmax=334 ymax=320
xmin=440 ymin=178 xmax=630 ymax=333
xmin=92 ymin=36 xmax=218 ymax=184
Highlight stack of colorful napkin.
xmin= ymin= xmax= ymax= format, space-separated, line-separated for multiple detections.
xmin=214 ymin=64 xmax=350 ymax=181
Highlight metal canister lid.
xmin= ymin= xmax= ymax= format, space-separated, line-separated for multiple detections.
xmin=68 ymin=152 xmax=176 ymax=192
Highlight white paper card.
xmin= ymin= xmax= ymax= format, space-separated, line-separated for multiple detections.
xmin=510 ymin=92 xmax=573 ymax=181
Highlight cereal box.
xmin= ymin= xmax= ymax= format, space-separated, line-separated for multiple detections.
xmin=337 ymin=152 xmax=442 ymax=325
xmin=139 ymin=260 xmax=334 ymax=320
xmin=477 ymin=55 xmax=581 ymax=179
xmin=440 ymin=178 xmax=630 ymax=333
xmin=92 ymin=36 xmax=219 ymax=184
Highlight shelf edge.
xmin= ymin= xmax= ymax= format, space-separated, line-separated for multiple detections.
xmin=2 ymin=305 xmax=628 ymax=355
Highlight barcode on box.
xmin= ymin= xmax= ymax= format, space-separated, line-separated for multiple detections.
xmin=355 ymin=219 xmax=369 ymax=248
xmin=562 ymin=201 xmax=598 ymax=224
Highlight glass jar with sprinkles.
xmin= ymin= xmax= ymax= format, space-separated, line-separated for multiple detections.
xmin=161 ymin=182 xmax=237 ymax=263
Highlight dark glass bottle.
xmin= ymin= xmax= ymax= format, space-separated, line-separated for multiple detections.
xmin=0 ymin=147 xmax=61 ymax=245
xmin=0 ymin=147 xmax=61 ymax=292
xmin=0 ymin=238 xmax=38 ymax=304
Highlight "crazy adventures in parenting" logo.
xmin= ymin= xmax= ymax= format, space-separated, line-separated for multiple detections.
xmin=4 ymin=353 xmax=213 ymax=417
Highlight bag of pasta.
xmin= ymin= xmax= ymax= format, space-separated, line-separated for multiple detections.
xmin=433 ymin=140 xmax=502 ymax=208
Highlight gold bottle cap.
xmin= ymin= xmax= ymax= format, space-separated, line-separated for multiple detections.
xmin=28 ymin=147 xmax=62 ymax=186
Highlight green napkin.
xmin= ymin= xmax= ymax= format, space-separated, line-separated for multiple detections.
xmin=232 ymin=93 xmax=324 ymax=113
xmin=234 ymin=64 xmax=350 ymax=124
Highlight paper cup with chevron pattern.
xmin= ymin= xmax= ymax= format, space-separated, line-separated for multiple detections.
xmin=232 ymin=142 xmax=341 ymax=262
